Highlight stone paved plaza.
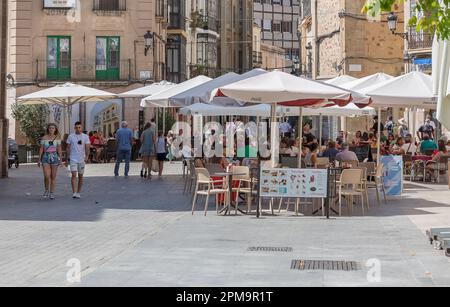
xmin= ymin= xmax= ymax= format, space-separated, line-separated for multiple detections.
xmin=0 ymin=163 xmax=450 ymax=287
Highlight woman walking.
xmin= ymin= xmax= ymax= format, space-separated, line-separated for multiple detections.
xmin=140 ymin=122 xmax=156 ymax=179
xmin=166 ymin=131 xmax=174 ymax=163
xmin=156 ymin=131 xmax=167 ymax=176
xmin=38 ymin=123 xmax=62 ymax=200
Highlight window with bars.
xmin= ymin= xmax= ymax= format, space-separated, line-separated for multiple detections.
xmin=93 ymin=0 xmax=126 ymax=11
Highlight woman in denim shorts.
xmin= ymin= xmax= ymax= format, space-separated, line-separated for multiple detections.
xmin=38 ymin=123 xmax=63 ymax=200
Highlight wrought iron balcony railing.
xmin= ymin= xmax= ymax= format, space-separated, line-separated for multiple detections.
xmin=34 ymin=59 xmax=134 ymax=82
xmin=408 ymin=31 xmax=433 ymax=50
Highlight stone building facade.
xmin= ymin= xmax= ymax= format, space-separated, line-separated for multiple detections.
xmin=7 ymin=0 xmax=167 ymax=142
xmin=299 ymin=0 xmax=405 ymax=80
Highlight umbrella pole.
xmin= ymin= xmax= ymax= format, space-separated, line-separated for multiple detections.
xmin=298 ymin=108 xmax=303 ymax=168
xmin=319 ymin=113 xmax=323 ymax=148
xmin=377 ymin=107 xmax=381 ymax=165
xmin=163 ymin=108 xmax=166 ymax=136
xmin=270 ymin=103 xmax=278 ymax=168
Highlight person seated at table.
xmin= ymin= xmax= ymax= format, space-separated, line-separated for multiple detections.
xmin=447 ymin=140 xmax=450 ymax=152
xmin=336 ymin=130 xmax=345 ymax=149
xmin=361 ymin=132 xmax=370 ymax=144
xmin=336 ymin=142 xmax=358 ymax=162
xmin=91 ymin=131 xmax=106 ymax=163
xmin=302 ymin=123 xmax=317 ymax=149
xmin=419 ymin=134 xmax=438 ymax=155
xmin=391 ymin=137 xmax=406 ymax=155
xmin=279 ymin=138 xmax=290 ymax=155
xmin=321 ymin=140 xmax=339 ymax=163
xmin=194 ymin=157 xmax=205 ymax=168
xmin=369 ymin=133 xmax=378 ymax=149
xmin=305 ymin=143 xmax=319 ymax=167
xmin=381 ymin=134 xmax=395 ymax=155
xmin=426 ymin=140 xmax=449 ymax=181
xmin=402 ymin=134 xmax=417 ymax=155
xmin=352 ymin=131 xmax=362 ymax=146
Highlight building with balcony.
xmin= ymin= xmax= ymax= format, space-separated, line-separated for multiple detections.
xmin=219 ymin=0 xmax=253 ymax=74
xmin=188 ymin=0 xmax=220 ymax=78
xmin=404 ymin=0 xmax=433 ymax=74
xmin=7 ymin=0 xmax=166 ymax=142
xmin=253 ymin=0 xmax=300 ymax=72
xmin=252 ymin=23 xmax=285 ymax=70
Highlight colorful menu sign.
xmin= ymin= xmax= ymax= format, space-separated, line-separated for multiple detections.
xmin=44 ymin=0 xmax=77 ymax=8
xmin=260 ymin=168 xmax=328 ymax=198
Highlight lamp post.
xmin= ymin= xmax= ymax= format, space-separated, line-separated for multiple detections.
xmin=291 ymin=59 xmax=300 ymax=76
xmin=305 ymin=42 xmax=313 ymax=78
xmin=387 ymin=12 xmax=409 ymax=41
xmin=144 ymin=30 xmax=154 ymax=56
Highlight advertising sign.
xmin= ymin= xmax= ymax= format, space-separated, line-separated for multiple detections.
xmin=380 ymin=155 xmax=403 ymax=196
xmin=44 ymin=0 xmax=77 ymax=8
xmin=260 ymin=168 xmax=328 ymax=198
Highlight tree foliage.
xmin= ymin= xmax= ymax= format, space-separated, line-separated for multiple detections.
xmin=363 ymin=0 xmax=450 ymax=39
xmin=11 ymin=104 xmax=49 ymax=144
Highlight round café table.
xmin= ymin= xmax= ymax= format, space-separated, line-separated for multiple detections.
xmin=214 ymin=172 xmax=247 ymax=215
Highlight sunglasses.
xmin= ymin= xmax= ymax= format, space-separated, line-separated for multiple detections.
xmin=78 ymin=140 xmax=82 ymax=145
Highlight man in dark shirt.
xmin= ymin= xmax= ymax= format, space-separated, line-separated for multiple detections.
xmin=302 ymin=123 xmax=317 ymax=149
xmin=321 ymin=140 xmax=339 ymax=162
xmin=371 ymin=116 xmax=379 ymax=135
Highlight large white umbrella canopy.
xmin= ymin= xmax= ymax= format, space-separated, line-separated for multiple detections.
xmin=179 ymin=102 xmax=269 ymax=117
xmin=169 ymin=69 xmax=268 ymax=107
xmin=325 ymin=75 xmax=358 ymax=86
xmin=433 ymin=35 xmax=450 ymax=129
xmin=219 ymin=70 xmax=351 ymax=106
xmin=16 ymin=82 xmax=117 ymax=106
xmin=363 ymin=71 xmax=437 ymax=108
xmin=341 ymin=72 xmax=394 ymax=92
xmin=118 ymin=81 xmax=176 ymax=98
xmin=141 ymin=75 xmax=212 ymax=108
xmin=180 ymin=102 xmax=375 ymax=117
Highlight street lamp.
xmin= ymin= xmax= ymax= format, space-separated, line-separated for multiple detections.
xmin=144 ymin=31 xmax=154 ymax=56
xmin=305 ymin=42 xmax=313 ymax=78
xmin=291 ymin=59 xmax=300 ymax=76
xmin=387 ymin=12 xmax=409 ymax=40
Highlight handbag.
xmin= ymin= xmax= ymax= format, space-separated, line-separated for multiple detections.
xmin=151 ymin=159 xmax=159 ymax=173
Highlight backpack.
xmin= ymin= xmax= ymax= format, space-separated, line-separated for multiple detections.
xmin=400 ymin=125 xmax=409 ymax=138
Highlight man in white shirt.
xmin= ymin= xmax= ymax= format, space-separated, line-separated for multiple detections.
xmin=280 ymin=119 xmax=292 ymax=138
xmin=66 ymin=122 xmax=90 ymax=199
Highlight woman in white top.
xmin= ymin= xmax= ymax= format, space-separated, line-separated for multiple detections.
xmin=156 ymin=131 xmax=167 ymax=176
xmin=402 ymin=134 xmax=418 ymax=155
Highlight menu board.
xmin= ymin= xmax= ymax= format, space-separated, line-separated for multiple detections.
xmin=44 ymin=0 xmax=77 ymax=8
xmin=380 ymin=155 xmax=403 ymax=196
xmin=260 ymin=168 xmax=328 ymax=198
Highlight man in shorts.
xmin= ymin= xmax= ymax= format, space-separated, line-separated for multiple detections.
xmin=66 ymin=122 xmax=90 ymax=199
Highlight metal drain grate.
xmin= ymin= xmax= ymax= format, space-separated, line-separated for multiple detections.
xmin=291 ymin=260 xmax=361 ymax=271
xmin=248 ymin=247 xmax=293 ymax=252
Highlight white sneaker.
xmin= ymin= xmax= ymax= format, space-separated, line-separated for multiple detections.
xmin=49 ymin=193 xmax=55 ymax=200
xmin=75 ymin=193 xmax=81 ymax=199
xmin=43 ymin=191 xmax=49 ymax=199
xmin=72 ymin=193 xmax=77 ymax=199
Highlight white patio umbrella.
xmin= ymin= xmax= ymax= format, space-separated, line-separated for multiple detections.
xmin=16 ymin=82 xmax=117 ymax=134
xmin=169 ymin=69 xmax=268 ymax=107
xmin=325 ymin=75 xmax=357 ymax=86
xmin=341 ymin=72 xmax=394 ymax=92
xmin=17 ymin=82 xmax=117 ymax=105
xmin=118 ymin=81 xmax=176 ymax=98
xmin=180 ymin=102 xmax=375 ymax=118
xmin=219 ymin=70 xmax=351 ymax=106
xmin=433 ymin=35 xmax=450 ymax=130
xmin=361 ymin=71 xmax=437 ymax=164
xmin=141 ymin=75 xmax=212 ymax=108
xmin=362 ymin=71 xmax=437 ymax=107
xmin=219 ymin=70 xmax=352 ymax=168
